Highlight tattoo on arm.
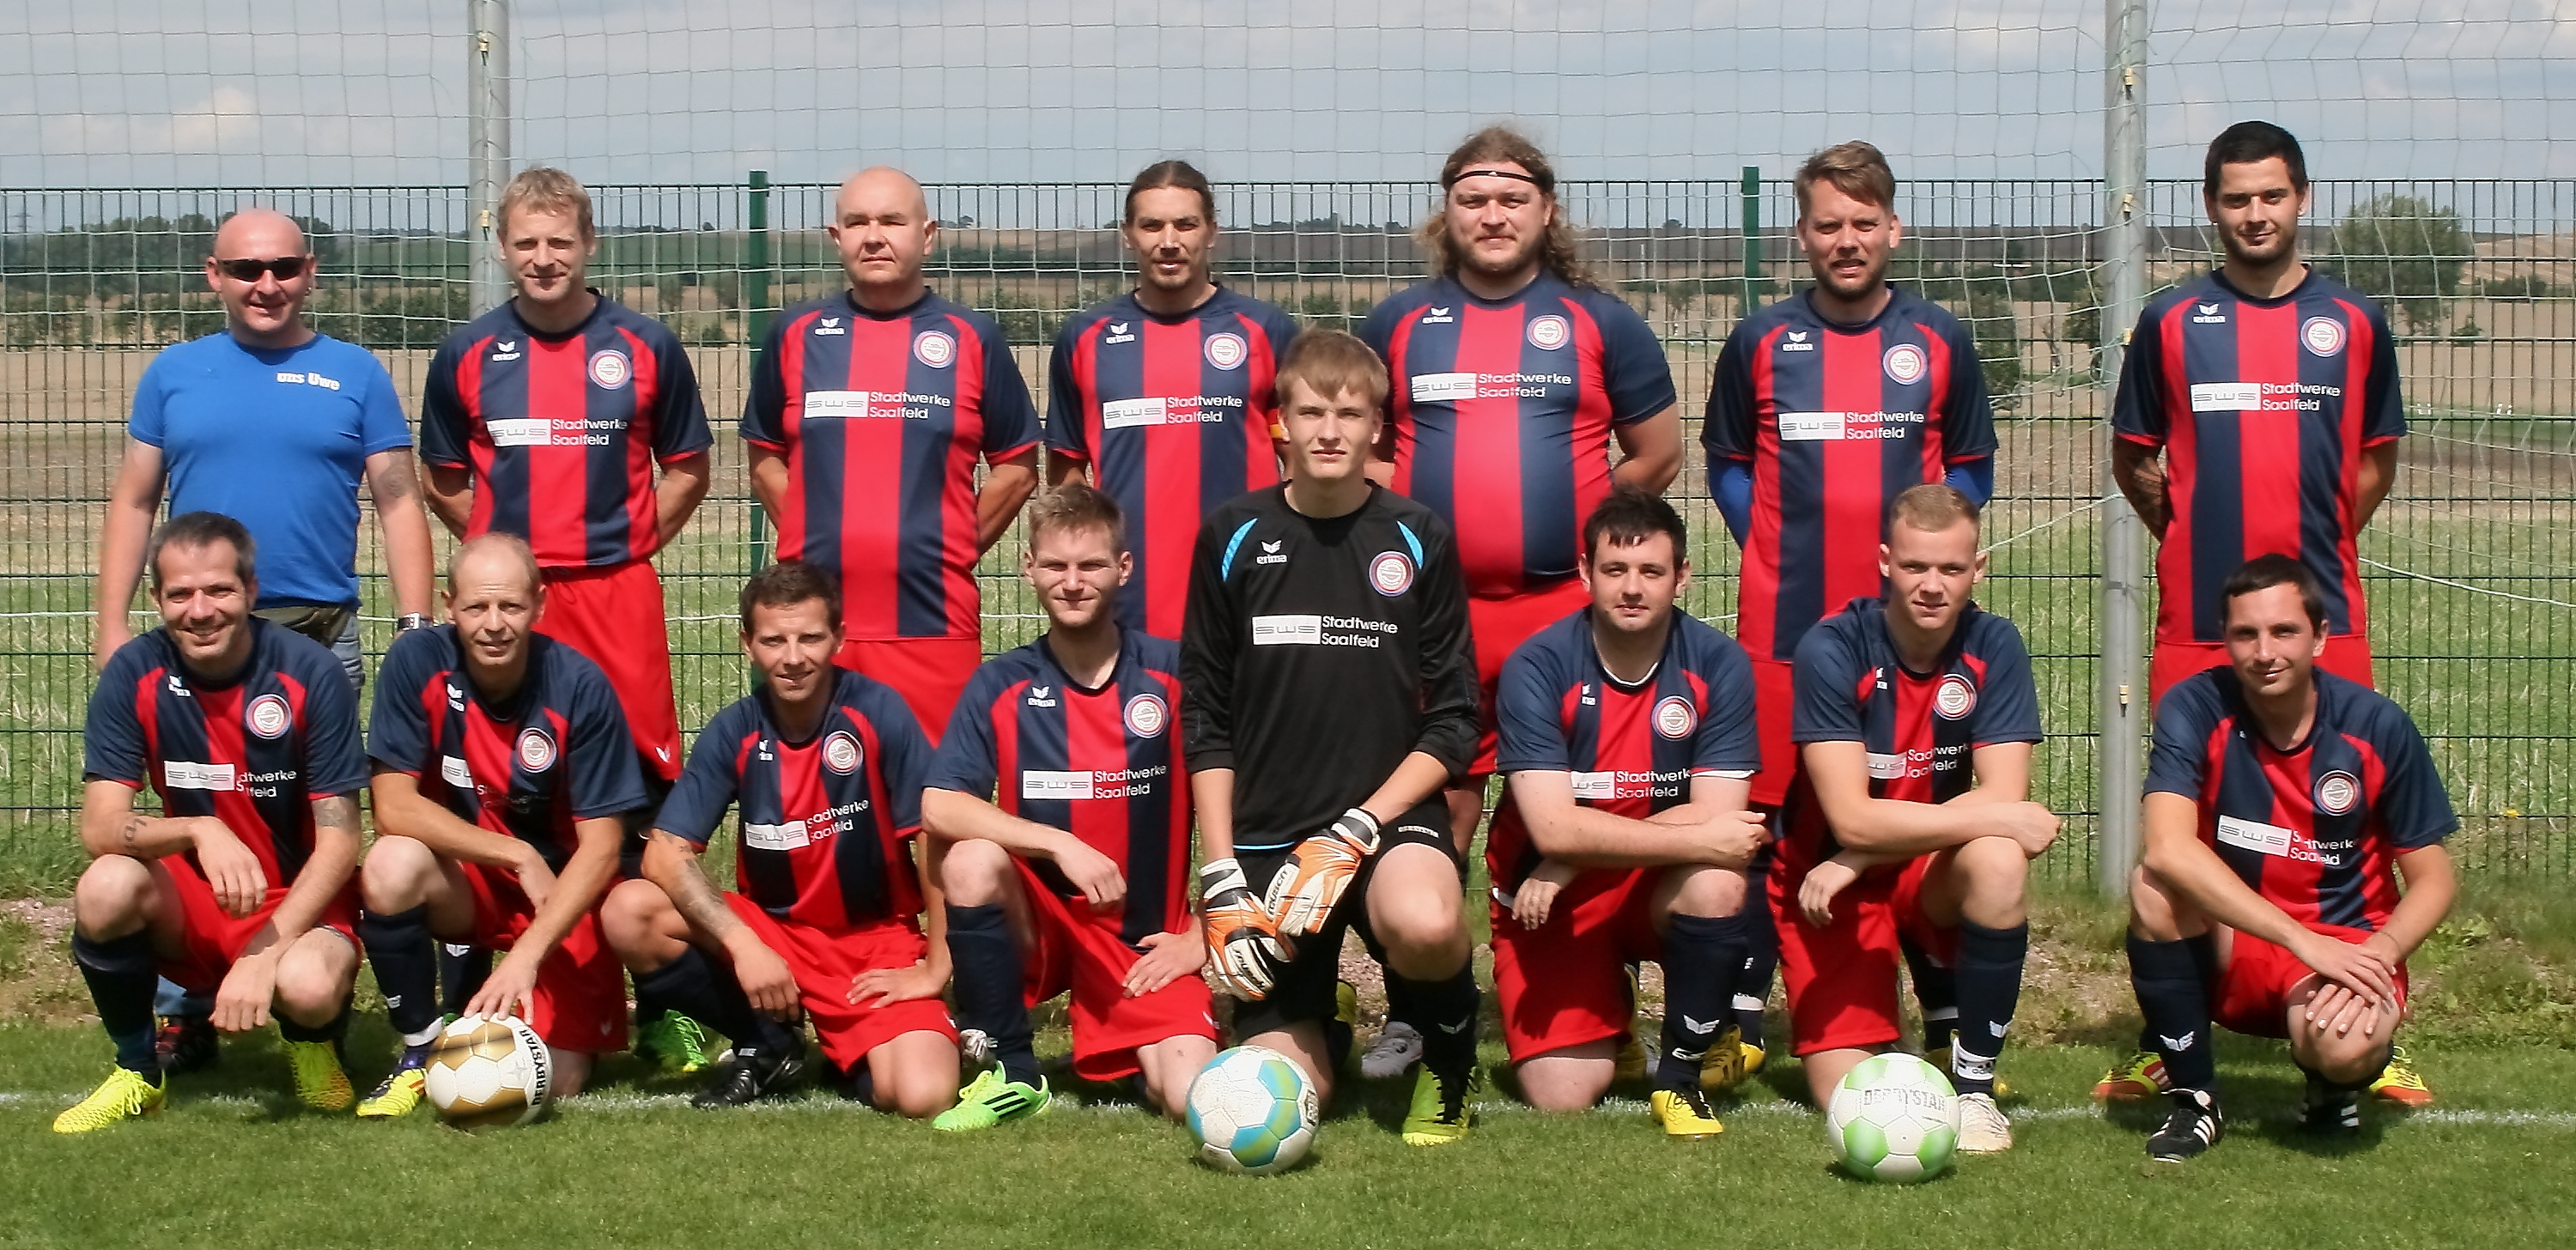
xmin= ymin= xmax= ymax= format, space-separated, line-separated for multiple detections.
xmin=313 ymin=796 xmax=358 ymax=833
xmin=371 ymin=456 xmax=422 ymax=504
xmin=118 ymin=814 xmax=149 ymax=854
xmin=665 ymin=843 xmax=737 ymax=936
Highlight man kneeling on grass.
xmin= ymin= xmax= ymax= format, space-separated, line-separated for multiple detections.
xmin=599 ymin=561 xmax=962 ymax=1115
xmin=920 ymin=483 xmax=1220 ymax=1131
xmin=59 ymin=513 xmax=368 ymax=1132
xmin=2127 ymin=555 xmax=2457 ymax=1162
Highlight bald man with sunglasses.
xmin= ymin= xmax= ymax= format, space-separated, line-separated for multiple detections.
xmin=97 ymin=209 xmax=437 ymax=687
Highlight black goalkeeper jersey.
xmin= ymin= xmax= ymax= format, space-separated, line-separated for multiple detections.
xmin=1180 ymin=482 xmax=1479 ymax=853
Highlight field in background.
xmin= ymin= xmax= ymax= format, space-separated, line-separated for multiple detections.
xmin=1 ymin=178 xmax=2571 ymax=886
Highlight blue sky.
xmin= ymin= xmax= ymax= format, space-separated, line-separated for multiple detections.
xmin=6 ymin=0 xmax=2568 ymax=191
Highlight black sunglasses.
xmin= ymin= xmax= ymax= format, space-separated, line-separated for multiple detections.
xmin=212 ymin=256 xmax=311 ymax=282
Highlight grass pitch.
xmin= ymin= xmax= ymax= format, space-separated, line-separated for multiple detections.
xmin=3 ymin=1024 xmax=2573 ymax=1250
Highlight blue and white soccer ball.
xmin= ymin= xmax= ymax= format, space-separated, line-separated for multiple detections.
xmin=1186 ymin=1046 xmax=1319 ymax=1174
xmin=1826 ymin=1052 xmax=1960 ymax=1183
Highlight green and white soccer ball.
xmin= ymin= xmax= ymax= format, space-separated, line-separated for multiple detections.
xmin=1826 ymin=1053 xmax=1960 ymax=1182
xmin=1186 ymin=1046 xmax=1319 ymax=1175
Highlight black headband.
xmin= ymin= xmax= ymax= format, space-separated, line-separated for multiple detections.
xmin=1444 ymin=166 xmax=1550 ymax=191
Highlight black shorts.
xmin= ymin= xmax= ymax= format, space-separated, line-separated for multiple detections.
xmin=1230 ymin=798 xmax=1463 ymax=1038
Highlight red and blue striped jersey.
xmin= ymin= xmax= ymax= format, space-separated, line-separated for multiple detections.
xmin=1783 ymin=598 xmax=2041 ymax=872
xmin=1363 ymin=274 xmax=1677 ymax=598
xmin=1046 ymin=288 xmax=1297 ymax=637
xmin=420 ymin=294 xmax=714 ymax=570
xmin=743 ymin=290 xmax=1042 ymax=643
xmin=2147 ymin=669 xmax=2453 ymax=932
xmin=927 ymin=631 xmax=1192 ymax=946
xmin=1488 ymin=609 xmax=1761 ymax=898
xmin=655 ymin=668 xmax=932 ymax=929
xmin=368 ymin=627 xmax=648 ymax=873
xmin=1704 ymin=287 xmax=1997 ymax=663
xmin=2112 ymin=270 xmax=2404 ymax=645
xmin=85 ymin=619 xmax=365 ymax=887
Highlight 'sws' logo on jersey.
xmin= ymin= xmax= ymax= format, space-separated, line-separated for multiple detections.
xmin=2301 ymin=316 xmax=2347 ymax=357
xmin=245 ymin=693 xmax=292 ymax=740
xmin=587 ymin=349 xmax=632 ymax=391
xmin=1124 ymin=692 xmax=1169 ymax=739
xmin=1883 ymin=343 xmax=1928 ymax=385
xmin=2314 ymin=769 xmax=2361 ymax=816
xmin=1654 ymin=695 xmax=1698 ymax=740
xmin=516 ymin=727 xmax=558 ymax=773
xmin=914 ymin=330 xmax=957 ymax=368
xmin=1369 ymin=551 xmax=1414 ymax=597
xmin=823 ymin=731 xmax=863 ymax=775
xmin=1935 ymin=674 xmax=1978 ymax=720
xmin=1204 ymin=331 xmax=1249 ymax=371
xmin=1526 ymin=314 xmax=1571 ymax=351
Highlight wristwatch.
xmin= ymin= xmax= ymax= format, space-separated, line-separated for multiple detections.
xmin=397 ymin=613 xmax=432 ymax=632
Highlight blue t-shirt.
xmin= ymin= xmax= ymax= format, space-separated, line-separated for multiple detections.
xmin=129 ymin=332 xmax=412 ymax=610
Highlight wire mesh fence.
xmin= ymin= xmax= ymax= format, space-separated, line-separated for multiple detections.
xmin=1 ymin=176 xmax=2568 ymax=887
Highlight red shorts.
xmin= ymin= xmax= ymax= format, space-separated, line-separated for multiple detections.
xmin=1467 ymin=579 xmax=1593 ymax=774
xmin=2149 ymin=633 xmax=2373 ymax=702
xmin=456 ymin=861 xmax=629 ymax=1053
xmin=834 ymin=637 xmax=982 ymax=748
xmin=1770 ymin=855 xmax=1957 ymax=1056
xmin=725 ymin=895 xmax=959 ymax=1071
xmin=1016 ymin=865 xmax=1218 ymax=1082
xmin=157 ymin=855 xmax=359 ymax=994
xmin=1748 ymin=656 xmax=1798 ymax=808
xmin=1489 ymin=870 xmax=1660 ymax=1063
xmin=2211 ymin=924 xmax=2410 ymax=1040
xmin=538 ymin=559 xmax=683 ymax=781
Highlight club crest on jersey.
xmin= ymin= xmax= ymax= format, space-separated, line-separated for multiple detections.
xmin=587 ymin=349 xmax=631 ymax=390
xmin=2315 ymin=769 xmax=2361 ymax=816
xmin=1526 ymin=314 xmax=1571 ymax=351
xmin=1935 ymin=673 xmax=1978 ymax=720
xmin=1124 ymin=692 xmax=1169 ymax=738
xmin=1369 ymin=550 xmax=1415 ymax=597
xmin=2301 ymin=316 xmax=2347 ymax=357
xmin=1654 ymin=695 xmax=1698 ymax=740
xmin=516 ymin=727 xmax=557 ymax=773
xmin=1204 ymin=331 xmax=1249 ymax=370
xmin=1883 ymin=342 xmax=1928 ymax=385
xmin=914 ymin=330 xmax=957 ymax=368
xmin=823 ymin=731 xmax=863 ymax=775
xmin=245 ymin=693 xmax=292 ymax=740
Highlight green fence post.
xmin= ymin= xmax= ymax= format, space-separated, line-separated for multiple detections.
xmin=1741 ymin=165 xmax=1765 ymax=306
xmin=746 ymin=170 xmax=772 ymax=568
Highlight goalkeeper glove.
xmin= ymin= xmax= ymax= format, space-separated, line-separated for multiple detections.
xmin=1262 ymin=808 xmax=1381 ymax=938
xmin=1200 ymin=859 xmax=1290 ymax=1001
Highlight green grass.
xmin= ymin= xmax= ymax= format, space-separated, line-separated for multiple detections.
xmin=3 ymin=1022 xmax=2573 ymax=1249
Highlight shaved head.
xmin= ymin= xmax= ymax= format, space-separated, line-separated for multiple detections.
xmin=829 ymin=165 xmax=937 ymax=309
xmin=447 ymin=532 xmax=544 ymax=598
xmin=837 ymin=166 xmax=928 ymax=220
xmin=213 ymin=208 xmax=307 ymax=259
xmin=204 ymin=207 xmax=315 ymax=348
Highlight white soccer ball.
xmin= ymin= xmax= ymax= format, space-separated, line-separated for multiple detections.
xmin=1826 ymin=1052 xmax=1960 ymax=1182
xmin=1186 ymin=1046 xmax=1319 ymax=1175
xmin=423 ymin=1016 xmax=556 ymax=1128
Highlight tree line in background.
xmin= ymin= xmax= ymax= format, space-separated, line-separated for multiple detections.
xmin=0 ymin=196 xmax=2535 ymax=384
